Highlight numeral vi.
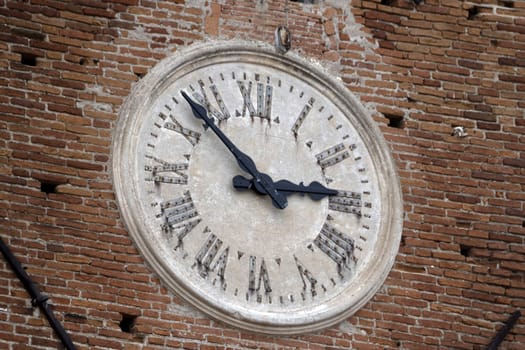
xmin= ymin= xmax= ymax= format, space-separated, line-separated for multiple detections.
xmin=248 ymin=256 xmax=272 ymax=294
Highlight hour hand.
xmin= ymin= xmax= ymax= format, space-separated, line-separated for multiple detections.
xmin=233 ymin=175 xmax=338 ymax=201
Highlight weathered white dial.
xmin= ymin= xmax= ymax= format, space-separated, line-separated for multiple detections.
xmin=113 ymin=41 xmax=403 ymax=334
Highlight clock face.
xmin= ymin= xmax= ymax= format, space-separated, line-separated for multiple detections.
xmin=113 ymin=41 xmax=403 ymax=334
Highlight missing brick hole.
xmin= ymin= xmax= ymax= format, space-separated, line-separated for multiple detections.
xmin=40 ymin=182 xmax=58 ymax=194
xmin=467 ymin=6 xmax=479 ymax=20
xmin=119 ymin=313 xmax=137 ymax=333
xmin=385 ymin=114 xmax=405 ymax=129
xmin=460 ymin=244 xmax=472 ymax=258
xmin=499 ymin=0 xmax=514 ymax=8
xmin=290 ymin=0 xmax=319 ymax=3
xmin=64 ymin=313 xmax=87 ymax=323
xmin=381 ymin=0 xmax=394 ymax=5
xmin=20 ymin=53 xmax=37 ymax=66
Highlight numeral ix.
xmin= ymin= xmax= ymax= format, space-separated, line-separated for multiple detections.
xmin=159 ymin=191 xmax=201 ymax=244
xmin=145 ymin=156 xmax=189 ymax=185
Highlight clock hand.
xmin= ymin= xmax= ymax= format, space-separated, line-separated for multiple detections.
xmin=233 ymin=175 xmax=338 ymax=201
xmin=180 ymin=90 xmax=288 ymax=209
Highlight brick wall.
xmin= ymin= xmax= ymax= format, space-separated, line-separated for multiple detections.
xmin=0 ymin=0 xmax=524 ymax=349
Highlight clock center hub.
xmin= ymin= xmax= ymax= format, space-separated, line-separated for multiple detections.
xmin=188 ymin=118 xmax=327 ymax=258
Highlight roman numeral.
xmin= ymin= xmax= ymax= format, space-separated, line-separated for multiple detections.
xmin=248 ymin=256 xmax=272 ymax=294
xmin=328 ymin=190 xmax=362 ymax=217
xmin=294 ymin=256 xmax=317 ymax=298
xmin=195 ymin=233 xmax=229 ymax=280
xmin=208 ymin=82 xmax=231 ymax=120
xmin=163 ymin=113 xmax=201 ymax=146
xmin=193 ymin=88 xmax=230 ymax=122
xmin=159 ymin=191 xmax=201 ymax=243
xmin=144 ymin=156 xmax=188 ymax=185
xmin=237 ymin=80 xmax=273 ymax=120
xmin=145 ymin=157 xmax=189 ymax=185
xmin=214 ymin=248 xmax=229 ymax=281
xmin=237 ymin=81 xmax=255 ymax=117
xmin=315 ymin=143 xmax=350 ymax=169
xmin=314 ymin=223 xmax=355 ymax=278
xmin=291 ymin=97 xmax=314 ymax=136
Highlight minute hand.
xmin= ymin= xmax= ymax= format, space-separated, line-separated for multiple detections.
xmin=180 ymin=91 xmax=288 ymax=209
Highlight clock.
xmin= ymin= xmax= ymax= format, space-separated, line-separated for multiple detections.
xmin=112 ymin=41 xmax=403 ymax=335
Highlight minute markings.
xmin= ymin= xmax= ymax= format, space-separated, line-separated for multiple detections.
xmin=163 ymin=77 xmax=366 ymax=297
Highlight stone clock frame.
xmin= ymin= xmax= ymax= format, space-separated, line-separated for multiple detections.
xmin=112 ymin=40 xmax=403 ymax=335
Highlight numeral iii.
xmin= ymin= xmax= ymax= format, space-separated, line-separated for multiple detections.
xmin=328 ymin=190 xmax=362 ymax=217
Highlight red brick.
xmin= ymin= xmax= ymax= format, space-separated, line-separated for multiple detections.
xmin=1 ymin=1 xmax=525 ymax=350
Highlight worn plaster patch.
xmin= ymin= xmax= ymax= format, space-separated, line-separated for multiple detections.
xmin=338 ymin=320 xmax=367 ymax=336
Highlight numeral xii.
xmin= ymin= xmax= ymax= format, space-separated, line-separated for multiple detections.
xmin=237 ymin=78 xmax=273 ymax=120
